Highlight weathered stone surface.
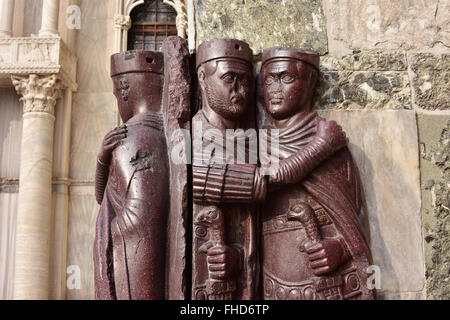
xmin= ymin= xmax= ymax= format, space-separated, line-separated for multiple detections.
xmin=417 ymin=114 xmax=450 ymax=300
xmin=410 ymin=53 xmax=450 ymax=111
xmin=314 ymin=51 xmax=411 ymax=110
xmin=323 ymin=0 xmax=450 ymax=55
xmin=321 ymin=51 xmax=408 ymax=71
xmin=328 ymin=110 xmax=424 ymax=298
xmin=196 ymin=0 xmax=328 ymax=55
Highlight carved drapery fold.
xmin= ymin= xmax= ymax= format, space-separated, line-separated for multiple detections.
xmin=12 ymin=74 xmax=64 ymax=115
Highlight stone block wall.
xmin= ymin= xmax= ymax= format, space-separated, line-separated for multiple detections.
xmin=195 ymin=0 xmax=449 ymax=299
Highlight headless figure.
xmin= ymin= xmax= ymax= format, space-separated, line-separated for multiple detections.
xmin=94 ymin=51 xmax=169 ymax=300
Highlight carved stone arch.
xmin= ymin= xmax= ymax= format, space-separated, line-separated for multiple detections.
xmin=114 ymin=0 xmax=193 ymax=53
xmin=125 ymin=0 xmax=145 ymax=16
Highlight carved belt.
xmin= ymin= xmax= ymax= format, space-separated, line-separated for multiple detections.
xmin=263 ymin=206 xmax=331 ymax=235
xmin=264 ymin=267 xmax=363 ymax=300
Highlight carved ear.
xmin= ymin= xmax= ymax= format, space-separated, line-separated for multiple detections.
xmin=198 ymin=68 xmax=206 ymax=89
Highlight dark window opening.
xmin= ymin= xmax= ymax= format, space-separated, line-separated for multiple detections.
xmin=127 ymin=0 xmax=178 ymax=51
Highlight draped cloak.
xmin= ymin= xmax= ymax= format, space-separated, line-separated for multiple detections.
xmin=94 ymin=112 xmax=170 ymax=300
xmin=260 ymin=111 xmax=376 ymax=300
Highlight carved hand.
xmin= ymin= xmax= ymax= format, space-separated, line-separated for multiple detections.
xmin=316 ymin=118 xmax=348 ymax=152
xmin=207 ymin=245 xmax=242 ymax=280
xmin=305 ymin=238 xmax=346 ymax=276
xmin=98 ymin=125 xmax=127 ymax=164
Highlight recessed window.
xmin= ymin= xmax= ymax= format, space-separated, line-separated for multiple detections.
xmin=127 ymin=0 xmax=178 ymax=51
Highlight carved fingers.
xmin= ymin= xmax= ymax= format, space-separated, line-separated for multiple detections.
xmin=305 ymin=239 xmax=344 ymax=276
xmin=207 ymin=245 xmax=241 ymax=280
xmin=316 ymin=118 xmax=348 ymax=151
xmin=99 ymin=125 xmax=128 ymax=163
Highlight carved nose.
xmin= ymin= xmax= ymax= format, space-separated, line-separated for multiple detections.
xmin=269 ymin=81 xmax=282 ymax=93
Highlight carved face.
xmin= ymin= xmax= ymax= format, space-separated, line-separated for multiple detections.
xmin=262 ymin=60 xmax=317 ymax=120
xmin=200 ymin=59 xmax=253 ymax=121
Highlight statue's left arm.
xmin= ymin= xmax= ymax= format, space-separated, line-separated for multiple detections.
xmin=192 ymin=163 xmax=267 ymax=205
xmin=95 ymin=124 xmax=127 ymax=204
xmin=270 ymin=119 xmax=348 ymax=187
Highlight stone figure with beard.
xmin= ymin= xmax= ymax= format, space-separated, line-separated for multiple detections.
xmin=190 ymin=39 xmax=351 ymax=300
xmin=191 ymin=39 xmax=262 ymax=300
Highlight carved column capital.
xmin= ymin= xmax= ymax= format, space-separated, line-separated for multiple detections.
xmin=12 ymin=74 xmax=64 ymax=115
xmin=114 ymin=14 xmax=132 ymax=31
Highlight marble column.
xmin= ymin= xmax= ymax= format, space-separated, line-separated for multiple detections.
xmin=50 ymin=88 xmax=73 ymax=300
xmin=12 ymin=74 xmax=63 ymax=300
xmin=0 ymin=0 xmax=15 ymax=38
xmin=39 ymin=0 xmax=60 ymax=37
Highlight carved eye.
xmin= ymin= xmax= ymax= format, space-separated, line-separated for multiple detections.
xmin=281 ymin=73 xmax=295 ymax=83
xmin=264 ymin=76 xmax=275 ymax=85
xmin=221 ymin=73 xmax=235 ymax=83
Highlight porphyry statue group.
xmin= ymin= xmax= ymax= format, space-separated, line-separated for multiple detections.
xmin=93 ymin=37 xmax=376 ymax=300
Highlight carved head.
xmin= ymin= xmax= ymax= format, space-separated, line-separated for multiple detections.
xmin=196 ymin=39 xmax=254 ymax=122
xmin=111 ymin=50 xmax=164 ymax=122
xmin=261 ymin=47 xmax=320 ymax=120
xmin=195 ymin=206 xmax=224 ymax=229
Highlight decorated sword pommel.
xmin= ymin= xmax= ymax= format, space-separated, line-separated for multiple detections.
xmin=111 ymin=50 xmax=164 ymax=77
xmin=288 ymin=202 xmax=321 ymax=244
xmin=261 ymin=46 xmax=320 ymax=73
xmin=196 ymin=38 xmax=253 ymax=70
xmin=195 ymin=206 xmax=235 ymax=300
xmin=195 ymin=206 xmax=225 ymax=246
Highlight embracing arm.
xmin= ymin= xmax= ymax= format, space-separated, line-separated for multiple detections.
xmin=270 ymin=119 xmax=348 ymax=187
xmin=94 ymin=125 xmax=127 ymax=205
xmin=192 ymin=163 xmax=267 ymax=205
xmin=95 ymin=158 xmax=109 ymax=205
xmin=192 ymin=119 xmax=348 ymax=205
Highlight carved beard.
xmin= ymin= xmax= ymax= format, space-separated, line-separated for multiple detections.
xmin=204 ymin=82 xmax=247 ymax=121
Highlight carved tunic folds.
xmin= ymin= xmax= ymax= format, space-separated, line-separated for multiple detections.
xmin=191 ymin=111 xmax=263 ymax=300
xmin=95 ymin=112 xmax=169 ymax=300
xmin=94 ymin=49 xmax=172 ymax=300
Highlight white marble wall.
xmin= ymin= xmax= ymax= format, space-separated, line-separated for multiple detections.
xmin=0 ymin=88 xmax=22 ymax=300
xmin=0 ymin=192 xmax=18 ymax=300
xmin=0 ymin=88 xmax=23 ymax=178
xmin=323 ymin=0 xmax=449 ymax=56
xmin=66 ymin=189 xmax=98 ymax=300
xmin=67 ymin=0 xmax=117 ymax=300
xmin=329 ymin=110 xmax=425 ymax=299
xmin=22 ymin=0 xmax=44 ymax=37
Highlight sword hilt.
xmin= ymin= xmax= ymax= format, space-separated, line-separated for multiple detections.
xmin=287 ymin=202 xmax=321 ymax=243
